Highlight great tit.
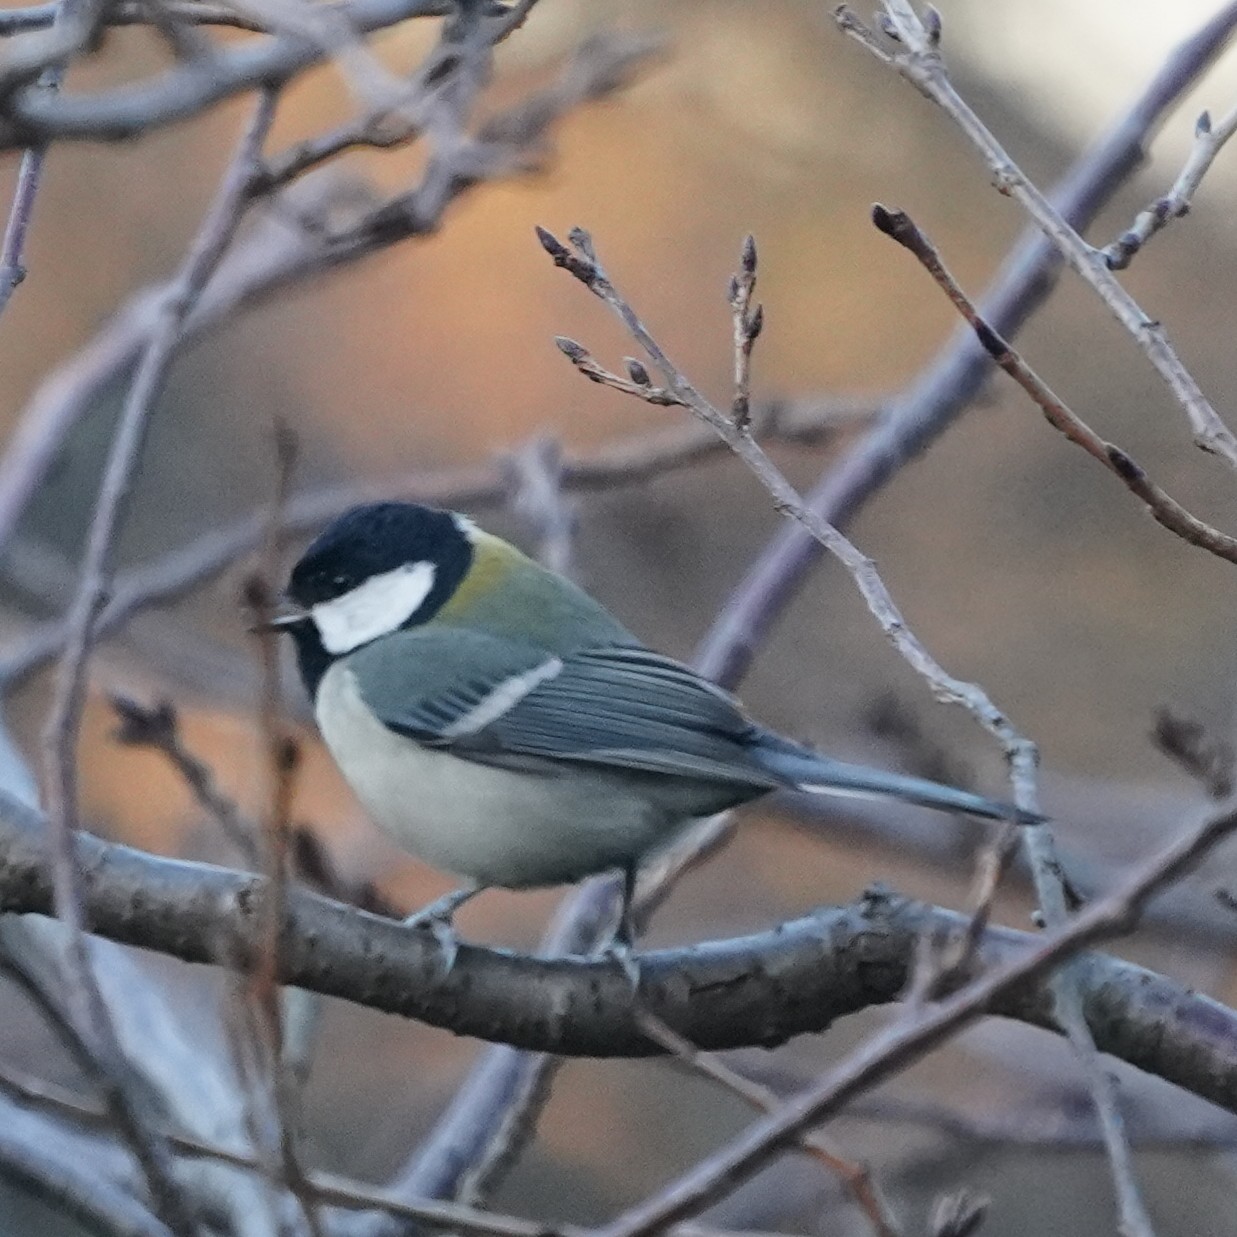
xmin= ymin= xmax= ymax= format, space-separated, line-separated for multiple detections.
xmin=268 ymin=501 xmax=1029 ymax=947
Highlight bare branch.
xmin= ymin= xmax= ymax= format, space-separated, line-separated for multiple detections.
xmin=1103 ymin=101 xmax=1237 ymax=269
xmin=727 ymin=234 xmax=762 ymax=429
xmin=1 ymin=805 xmax=1236 ymax=1112
xmin=593 ymin=802 xmax=1237 ymax=1237
xmin=872 ymin=204 xmax=1237 ymax=564
xmin=0 ymin=0 xmax=439 ymax=144
xmin=542 ymin=223 xmax=1154 ymax=1237
xmin=34 ymin=91 xmax=275 ymax=1237
xmin=839 ymin=0 xmax=1237 ymax=470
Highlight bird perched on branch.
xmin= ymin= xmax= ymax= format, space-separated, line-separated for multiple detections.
xmin=264 ymin=501 xmax=1031 ymax=958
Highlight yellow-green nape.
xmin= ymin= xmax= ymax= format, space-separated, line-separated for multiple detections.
xmin=436 ymin=527 xmax=529 ymax=622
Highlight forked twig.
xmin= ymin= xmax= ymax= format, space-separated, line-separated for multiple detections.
xmin=594 ymin=800 xmax=1237 ymax=1237
xmin=636 ymin=1010 xmax=901 ymax=1237
xmin=1102 ymin=102 xmax=1237 ymax=269
xmin=872 ymin=204 xmax=1237 ymax=565
xmin=838 ymin=0 xmax=1237 ymax=472
xmin=539 ymin=224 xmax=1158 ymax=1237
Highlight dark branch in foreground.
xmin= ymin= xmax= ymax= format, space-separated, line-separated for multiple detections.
xmin=0 ymin=800 xmax=1234 ymax=1112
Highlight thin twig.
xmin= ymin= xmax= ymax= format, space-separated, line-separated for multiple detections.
xmin=696 ymin=0 xmax=1237 ymax=689
xmin=0 ymin=0 xmax=100 ymax=321
xmin=0 ymin=146 xmax=44 ymax=318
xmin=248 ymin=422 xmax=300 ymax=1020
xmin=727 ymin=235 xmax=762 ymax=429
xmin=35 ymin=90 xmax=276 ymax=1237
xmin=593 ymin=801 xmax=1237 ymax=1237
xmin=839 ymin=0 xmax=1237 ymax=470
xmin=872 ymin=204 xmax=1237 ymax=565
xmin=636 ymin=1010 xmax=901 ymax=1237
xmin=1102 ymin=101 xmax=1237 ymax=269
xmin=239 ymin=421 xmax=327 ymax=1237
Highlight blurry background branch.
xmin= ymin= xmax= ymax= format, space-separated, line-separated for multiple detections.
xmin=694 ymin=0 xmax=1237 ymax=686
xmin=0 ymin=0 xmax=485 ymax=144
xmin=0 ymin=22 xmax=663 ymax=564
xmin=0 ymin=395 xmax=874 ymax=691
xmin=541 ymin=220 xmax=1162 ymax=1235
xmin=1 ymin=1 xmax=1237 ymax=1234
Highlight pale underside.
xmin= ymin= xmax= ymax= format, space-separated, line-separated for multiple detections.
xmin=314 ymin=662 xmax=760 ymax=886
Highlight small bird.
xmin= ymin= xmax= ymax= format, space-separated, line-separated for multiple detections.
xmin=266 ymin=501 xmax=1029 ymax=952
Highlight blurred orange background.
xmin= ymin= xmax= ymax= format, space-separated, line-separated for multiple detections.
xmin=3 ymin=2 xmax=1237 ymax=1233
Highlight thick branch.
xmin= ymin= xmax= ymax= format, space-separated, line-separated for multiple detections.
xmin=0 ymin=805 xmax=1234 ymax=1112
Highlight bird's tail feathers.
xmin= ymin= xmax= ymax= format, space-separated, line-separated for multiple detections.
xmin=752 ymin=734 xmax=1039 ymax=824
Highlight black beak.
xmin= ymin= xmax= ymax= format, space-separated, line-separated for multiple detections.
xmin=249 ymin=602 xmax=310 ymax=635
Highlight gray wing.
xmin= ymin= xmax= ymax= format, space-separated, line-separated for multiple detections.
xmin=348 ymin=628 xmax=778 ymax=787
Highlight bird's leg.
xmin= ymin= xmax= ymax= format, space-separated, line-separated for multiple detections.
xmin=600 ymin=865 xmax=642 ymax=991
xmin=404 ymin=882 xmax=482 ymax=971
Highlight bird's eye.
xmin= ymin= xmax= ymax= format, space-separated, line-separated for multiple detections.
xmin=331 ymin=574 xmax=349 ymax=590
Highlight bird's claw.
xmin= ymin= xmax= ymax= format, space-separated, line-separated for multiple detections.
xmin=404 ymin=887 xmax=477 ymax=974
xmin=599 ymin=937 xmax=642 ymax=993
xmin=403 ymin=909 xmax=461 ymax=972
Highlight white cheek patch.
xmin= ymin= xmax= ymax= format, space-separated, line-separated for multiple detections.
xmin=312 ymin=561 xmax=437 ymax=655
